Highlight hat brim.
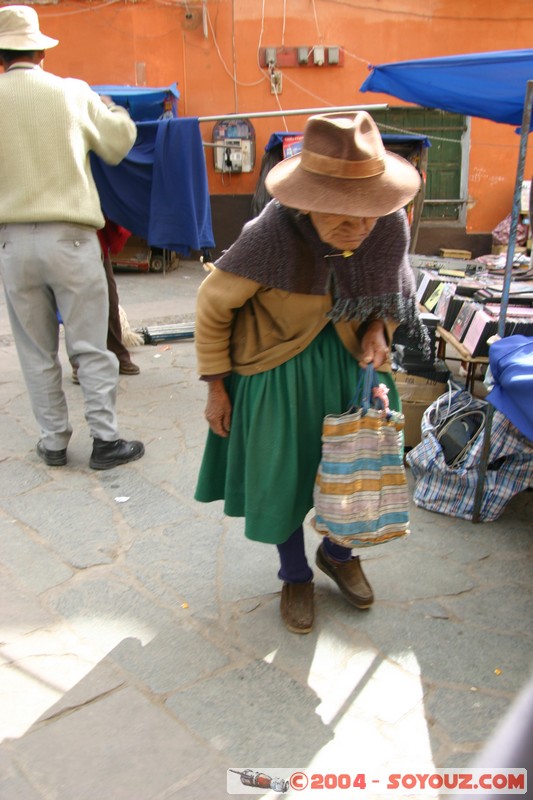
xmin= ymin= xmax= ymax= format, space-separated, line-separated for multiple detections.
xmin=265 ymin=150 xmax=421 ymax=218
xmin=0 ymin=31 xmax=58 ymax=50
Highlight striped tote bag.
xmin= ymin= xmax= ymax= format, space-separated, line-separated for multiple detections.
xmin=313 ymin=366 xmax=409 ymax=547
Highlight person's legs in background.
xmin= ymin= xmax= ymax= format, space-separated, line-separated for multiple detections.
xmin=0 ymin=223 xmax=72 ymax=464
xmin=53 ymin=223 xmax=144 ymax=469
xmin=101 ymin=251 xmax=140 ymax=375
xmin=71 ymin=251 xmax=139 ymax=384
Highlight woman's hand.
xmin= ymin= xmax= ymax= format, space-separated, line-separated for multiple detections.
xmin=359 ymin=320 xmax=390 ymax=368
xmin=205 ymin=379 xmax=232 ymax=437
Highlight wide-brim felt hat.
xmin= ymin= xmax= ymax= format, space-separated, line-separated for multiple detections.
xmin=0 ymin=5 xmax=58 ymax=50
xmin=265 ymin=110 xmax=421 ymax=218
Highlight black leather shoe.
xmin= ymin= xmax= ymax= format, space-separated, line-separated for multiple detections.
xmin=36 ymin=441 xmax=67 ymax=467
xmin=90 ymin=438 xmax=145 ymax=470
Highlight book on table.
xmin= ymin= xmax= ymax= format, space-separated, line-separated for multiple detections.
xmin=451 ymin=301 xmax=478 ymax=342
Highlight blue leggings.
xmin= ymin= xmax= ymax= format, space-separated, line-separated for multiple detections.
xmin=276 ymin=525 xmax=352 ymax=583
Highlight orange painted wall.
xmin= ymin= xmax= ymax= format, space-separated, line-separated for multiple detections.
xmin=19 ymin=0 xmax=533 ymax=234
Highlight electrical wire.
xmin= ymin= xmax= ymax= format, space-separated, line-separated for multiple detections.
xmin=271 ymin=78 xmax=289 ymax=131
xmin=321 ymin=0 xmax=533 ymax=23
xmin=280 ymin=70 xmax=337 ymax=106
xmin=310 ymin=0 xmax=323 ymax=42
xmin=206 ymin=5 xmax=266 ymax=87
xmin=40 ymin=0 xmax=122 ymax=17
xmin=231 ymin=0 xmax=238 ymax=111
xmin=256 ymin=0 xmax=267 ymax=75
xmin=343 ymin=46 xmax=373 ymax=66
xmin=377 ymin=121 xmax=463 ymax=145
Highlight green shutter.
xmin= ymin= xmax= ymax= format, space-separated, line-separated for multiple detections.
xmin=370 ymin=108 xmax=466 ymax=222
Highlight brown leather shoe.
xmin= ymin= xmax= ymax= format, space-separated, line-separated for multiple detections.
xmin=316 ymin=544 xmax=374 ymax=609
xmin=280 ymin=581 xmax=314 ymax=634
xmin=119 ymin=361 xmax=140 ymax=375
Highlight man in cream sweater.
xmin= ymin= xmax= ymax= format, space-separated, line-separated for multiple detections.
xmin=0 ymin=6 xmax=145 ymax=470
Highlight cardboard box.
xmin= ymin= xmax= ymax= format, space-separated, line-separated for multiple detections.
xmin=401 ymin=400 xmax=428 ymax=449
xmin=393 ymin=371 xmax=447 ymax=403
xmin=439 ymin=248 xmax=472 ymax=260
xmin=393 ymin=372 xmax=446 ymax=448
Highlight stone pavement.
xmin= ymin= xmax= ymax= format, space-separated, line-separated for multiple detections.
xmin=0 ymin=260 xmax=531 ymax=800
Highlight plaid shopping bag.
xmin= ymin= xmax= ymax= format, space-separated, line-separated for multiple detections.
xmin=313 ymin=366 xmax=410 ymax=547
xmin=407 ymin=387 xmax=533 ymax=521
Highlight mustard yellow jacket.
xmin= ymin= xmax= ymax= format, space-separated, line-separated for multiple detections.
xmin=195 ymin=266 xmax=398 ymax=377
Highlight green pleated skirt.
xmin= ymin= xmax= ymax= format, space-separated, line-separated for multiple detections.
xmin=194 ymin=324 xmax=400 ymax=544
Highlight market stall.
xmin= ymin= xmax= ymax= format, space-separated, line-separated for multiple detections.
xmin=360 ymin=49 xmax=533 ymax=520
xmin=90 ymin=85 xmax=215 ymax=263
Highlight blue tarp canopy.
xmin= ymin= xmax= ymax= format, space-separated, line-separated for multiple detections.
xmin=360 ymin=49 xmax=533 ymax=129
xmin=91 ymin=83 xmax=180 ymax=121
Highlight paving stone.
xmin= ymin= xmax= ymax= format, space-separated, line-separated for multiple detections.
xmin=95 ymin=470 xmax=184 ymax=531
xmin=0 ymin=750 xmax=43 ymax=799
xmin=125 ymin=522 xmax=221 ymax=617
xmin=0 ymin=572 xmax=57 ymax=641
xmin=444 ymin=585 xmax=533 ymax=637
xmin=468 ymin=552 xmax=533 ymax=585
xmin=0 ymin=518 xmax=72 ymax=593
xmin=0 ymin=415 xmax=34 ymax=458
xmin=332 ymin=603 xmax=532 ymax=694
xmin=45 ymin=575 xmax=180 ymax=659
xmin=10 ymin=687 xmax=210 ymax=800
xmin=1 ymin=489 xmax=119 ymax=569
xmin=425 ymin=686 xmax=512 ymax=744
xmin=34 ymin=656 xmax=126 ymax=725
xmin=169 ymin=765 xmax=235 ymax=800
xmin=364 ymin=539 xmax=476 ymax=602
xmin=0 ymin=459 xmax=48 ymax=497
xmin=108 ymin=623 xmax=229 ymax=694
xmin=221 ymin=528 xmax=281 ymax=602
xmin=166 ymin=659 xmax=334 ymax=765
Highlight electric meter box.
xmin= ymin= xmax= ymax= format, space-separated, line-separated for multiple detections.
xmin=213 ymin=118 xmax=255 ymax=173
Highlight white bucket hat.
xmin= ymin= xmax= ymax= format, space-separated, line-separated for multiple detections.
xmin=0 ymin=5 xmax=58 ymax=50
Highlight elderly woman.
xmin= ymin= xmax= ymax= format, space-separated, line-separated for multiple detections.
xmin=194 ymin=111 xmax=428 ymax=633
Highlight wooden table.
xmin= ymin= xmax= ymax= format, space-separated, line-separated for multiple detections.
xmin=436 ymin=325 xmax=489 ymax=395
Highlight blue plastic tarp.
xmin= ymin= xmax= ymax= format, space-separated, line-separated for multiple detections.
xmin=91 ymin=83 xmax=180 ymax=121
xmin=488 ymin=335 xmax=533 ymax=442
xmin=360 ymin=50 xmax=533 ymax=129
xmin=265 ymin=131 xmax=431 ymax=152
xmin=91 ymin=117 xmax=215 ymax=255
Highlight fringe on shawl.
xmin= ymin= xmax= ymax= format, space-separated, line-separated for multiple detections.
xmin=329 ymin=292 xmax=432 ymax=358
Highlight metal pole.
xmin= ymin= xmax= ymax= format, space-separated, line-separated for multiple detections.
xmin=471 ymin=80 xmax=533 ymax=523
xmin=197 ymin=104 xmax=388 ymax=123
xmin=497 ymin=80 xmax=533 ymax=338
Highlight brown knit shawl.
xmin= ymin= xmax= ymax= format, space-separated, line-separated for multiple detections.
xmin=215 ymin=200 xmax=430 ymax=354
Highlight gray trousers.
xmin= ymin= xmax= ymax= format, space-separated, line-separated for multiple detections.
xmin=0 ymin=222 xmax=120 ymax=449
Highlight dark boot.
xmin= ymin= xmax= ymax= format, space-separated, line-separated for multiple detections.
xmin=90 ymin=438 xmax=145 ymax=470
xmin=37 ymin=441 xmax=67 ymax=467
